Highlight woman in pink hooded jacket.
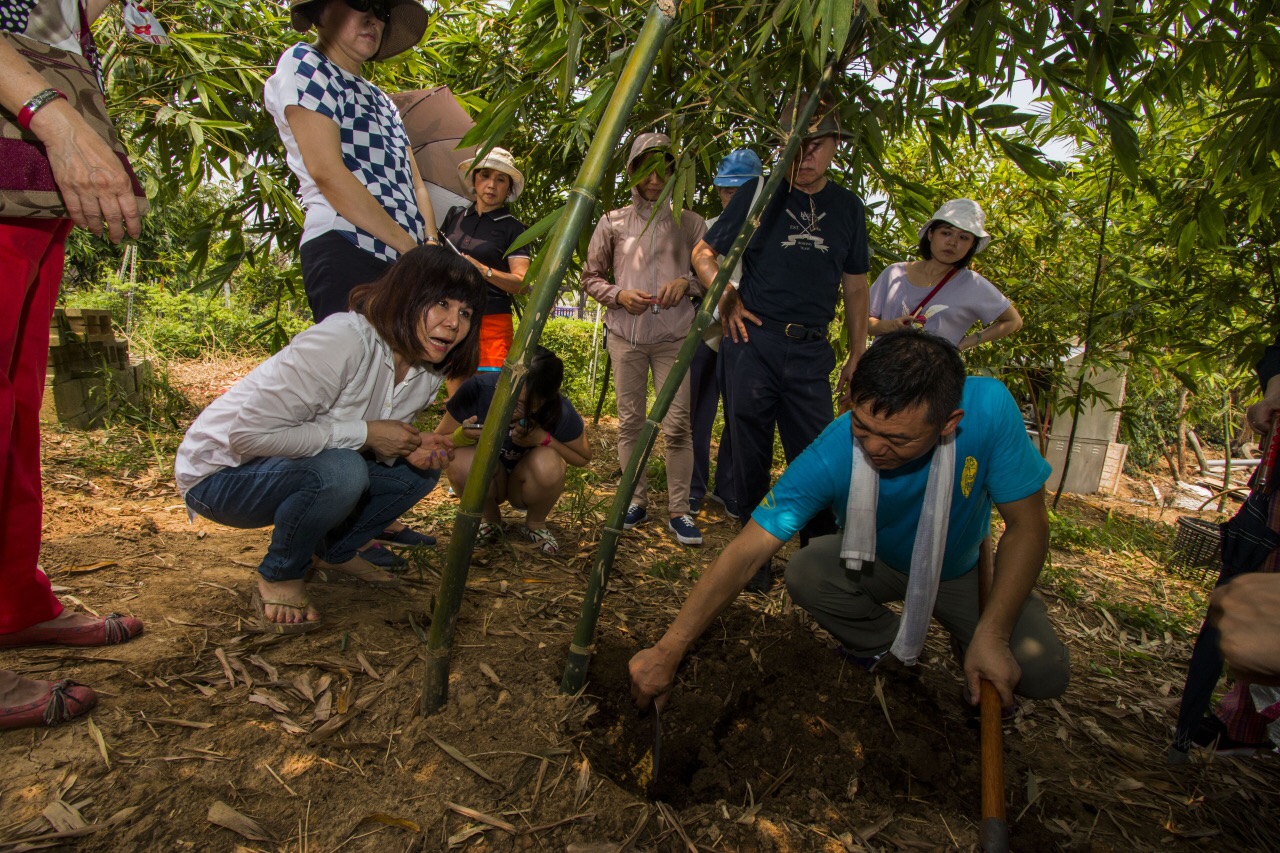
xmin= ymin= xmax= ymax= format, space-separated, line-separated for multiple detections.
xmin=583 ymin=132 xmax=707 ymax=547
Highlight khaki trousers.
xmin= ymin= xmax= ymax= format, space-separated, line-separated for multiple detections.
xmin=607 ymin=335 xmax=693 ymax=515
xmin=785 ymin=535 xmax=1071 ymax=699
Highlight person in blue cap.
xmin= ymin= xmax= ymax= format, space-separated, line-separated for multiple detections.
xmin=688 ymin=149 xmax=763 ymax=520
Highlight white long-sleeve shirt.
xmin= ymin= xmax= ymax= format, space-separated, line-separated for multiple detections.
xmin=174 ymin=312 xmax=444 ymax=496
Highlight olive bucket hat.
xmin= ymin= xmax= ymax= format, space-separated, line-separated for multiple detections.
xmin=918 ymin=198 xmax=992 ymax=253
xmin=458 ymin=147 xmax=525 ymax=202
xmin=288 ymin=0 xmax=429 ymax=62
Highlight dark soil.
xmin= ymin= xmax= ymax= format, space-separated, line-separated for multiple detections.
xmin=3 ymin=360 xmax=1280 ymax=851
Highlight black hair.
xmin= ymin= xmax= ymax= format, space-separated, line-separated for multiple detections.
xmin=847 ymin=329 xmax=965 ymax=427
xmin=524 ymin=346 xmax=565 ymax=433
xmin=917 ymin=220 xmax=980 ymax=268
xmin=348 ymin=245 xmax=485 ymax=379
xmin=301 ymin=0 xmax=329 ymax=28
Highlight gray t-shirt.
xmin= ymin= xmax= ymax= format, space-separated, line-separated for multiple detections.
xmin=868 ymin=263 xmax=1011 ymax=345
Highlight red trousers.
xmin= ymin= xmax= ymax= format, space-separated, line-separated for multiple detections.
xmin=1 ymin=217 xmax=72 ymax=634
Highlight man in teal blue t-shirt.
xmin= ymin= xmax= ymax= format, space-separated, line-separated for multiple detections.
xmin=630 ymin=330 xmax=1069 ymax=711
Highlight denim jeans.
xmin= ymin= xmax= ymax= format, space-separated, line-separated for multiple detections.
xmin=185 ymin=449 xmax=438 ymax=582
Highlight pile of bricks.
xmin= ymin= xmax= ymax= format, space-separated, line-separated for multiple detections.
xmin=42 ymin=308 xmax=149 ymax=429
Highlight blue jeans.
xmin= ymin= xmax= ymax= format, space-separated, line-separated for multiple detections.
xmin=185 ymin=449 xmax=438 ymax=582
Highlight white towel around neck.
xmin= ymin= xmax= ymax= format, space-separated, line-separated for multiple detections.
xmin=840 ymin=434 xmax=956 ymax=665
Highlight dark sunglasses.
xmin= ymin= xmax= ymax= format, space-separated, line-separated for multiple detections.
xmin=345 ymin=0 xmax=392 ymax=24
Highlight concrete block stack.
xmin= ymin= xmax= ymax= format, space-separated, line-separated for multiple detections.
xmin=41 ymin=308 xmax=148 ymax=429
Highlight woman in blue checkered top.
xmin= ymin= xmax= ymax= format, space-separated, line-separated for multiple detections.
xmin=266 ymin=0 xmax=438 ymax=322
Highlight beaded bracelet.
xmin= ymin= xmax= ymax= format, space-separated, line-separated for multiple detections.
xmin=17 ymin=88 xmax=66 ymax=131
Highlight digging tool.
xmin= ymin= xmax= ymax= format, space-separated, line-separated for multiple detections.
xmin=977 ymin=539 xmax=1009 ymax=853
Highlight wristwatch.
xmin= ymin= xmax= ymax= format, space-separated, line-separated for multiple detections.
xmin=485 ymin=266 xmax=493 ymax=279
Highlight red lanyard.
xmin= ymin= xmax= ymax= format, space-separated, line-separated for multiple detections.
xmin=910 ymin=266 xmax=960 ymax=318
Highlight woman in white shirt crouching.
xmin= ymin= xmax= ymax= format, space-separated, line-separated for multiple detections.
xmin=174 ymin=247 xmax=482 ymax=633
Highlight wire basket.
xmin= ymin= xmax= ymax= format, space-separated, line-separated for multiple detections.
xmin=1171 ymin=516 xmax=1223 ymax=583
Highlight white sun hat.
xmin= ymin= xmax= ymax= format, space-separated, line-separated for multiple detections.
xmin=457 ymin=147 xmax=525 ymax=202
xmin=918 ymin=198 xmax=992 ymax=253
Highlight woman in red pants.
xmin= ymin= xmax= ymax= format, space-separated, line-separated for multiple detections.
xmin=0 ymin=1 xmax=144 ymax=731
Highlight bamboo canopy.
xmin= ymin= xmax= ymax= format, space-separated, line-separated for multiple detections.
xmin=420 ymin=0 xmax=682 ymax=716
xmin=560 ymin=18 xmax=867 ymax=694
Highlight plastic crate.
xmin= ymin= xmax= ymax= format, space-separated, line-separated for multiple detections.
xmin=1171 ymin=516 xmax=1222 ymax=582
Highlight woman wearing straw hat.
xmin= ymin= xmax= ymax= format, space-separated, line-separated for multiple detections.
xmin=868 ymin=199 xmax=1022 ymax=351
xmin=439 ymin=148 xmax=532 ymax=393
xmin=265 ymin=0 xmax=439 ymax=322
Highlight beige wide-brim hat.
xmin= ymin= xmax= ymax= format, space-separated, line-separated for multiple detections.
xmin=917 ymin=198 xmax=992 ymax=253
xmin=289 ymin=0 xmax=429 ymax=62
xmin=458 ymin=147 xmax=525 ymax=202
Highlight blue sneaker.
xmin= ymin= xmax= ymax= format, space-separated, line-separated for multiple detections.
xmin=623 ymin=504 xmax=648 ymax=530
xmin=359 ymin=544 xmax=408 ymax=571
xmin=688 ymin=496 xmax=702 ymax=515
xmin=667 ymin=514 xmax=703 ymax=546
xmin=376 ymin=526 xmax=436 ymax=547
xmin=707 ymin=491 xmax=740 ymax=521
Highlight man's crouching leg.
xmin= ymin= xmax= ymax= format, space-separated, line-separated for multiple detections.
xmin=935 ymin=570 xmax=1071 ymax=700
xmin=784 ymin=534 xmax=909 ymax=658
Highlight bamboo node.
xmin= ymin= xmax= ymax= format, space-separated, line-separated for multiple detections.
xmin=565 ymin=186 xmax=600 ymax=204
xmin=424 ymin=646 xmax=451 ymax=662
xmin=568 ymin=643 xmax=595 ymax=656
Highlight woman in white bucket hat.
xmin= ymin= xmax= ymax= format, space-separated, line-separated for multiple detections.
xmin=868 ymin=198 xmax=1022 ymax=351
xmin=439 ymin=147 xmax=532 ymax=393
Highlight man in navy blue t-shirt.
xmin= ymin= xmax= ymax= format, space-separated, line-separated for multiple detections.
xmin=691 ymin=97 xmax=870 ymax=591
xmin=630 ymin=331 xmax=1070 ymax=712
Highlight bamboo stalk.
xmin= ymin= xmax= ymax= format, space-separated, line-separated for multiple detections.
xmin=420 ymin=0 xmax=682 ymax=716
xmin=561 ymin=14 xmax=868 ymax=694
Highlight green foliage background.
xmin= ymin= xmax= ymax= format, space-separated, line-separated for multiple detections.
xmin=56 ymin=0 xmax=1280 ymax=468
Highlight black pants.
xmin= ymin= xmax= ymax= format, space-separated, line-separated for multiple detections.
xmin=689 ymin=341 xmax=735 ymax=504
xmin=719 ymin=327 xmax=837 ymax=543
xmin=300 ymin=232 xmax=392 ymax=322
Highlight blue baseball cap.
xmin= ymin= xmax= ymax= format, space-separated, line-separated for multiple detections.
xmin=713 ymin=149 xmax=763 ymax=187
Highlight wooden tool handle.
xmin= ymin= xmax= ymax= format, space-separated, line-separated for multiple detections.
xmin=980 ymin=680 xmax=1009 ymax=851
xmin=977 ymin=538 xmax=1010 ymax=853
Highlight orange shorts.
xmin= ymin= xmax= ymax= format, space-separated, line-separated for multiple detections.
xmin=478 ymin=313 xmax=514 ymax=370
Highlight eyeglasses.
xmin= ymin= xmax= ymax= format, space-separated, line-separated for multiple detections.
xmin=345 ymin=0 xmax=392 ymax=24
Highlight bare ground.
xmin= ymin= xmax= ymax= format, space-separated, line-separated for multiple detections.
xmin=2 ymin=358 xmax=1279 ymax=852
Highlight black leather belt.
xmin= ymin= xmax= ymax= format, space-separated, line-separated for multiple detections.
xmin=755 ymin=317 xmax=828 ymax=342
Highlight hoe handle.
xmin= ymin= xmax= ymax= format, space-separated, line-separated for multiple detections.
xmin=978 ymin=538 xmax=1009 ymax=853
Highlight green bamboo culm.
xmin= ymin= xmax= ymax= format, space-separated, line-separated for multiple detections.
xmin=560 ymin=27 xmax=866 ymax=695
xmin=420 ymin=0 xmax=682 ymax=716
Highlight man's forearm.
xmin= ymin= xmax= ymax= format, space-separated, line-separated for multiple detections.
xmin=691 ymin=240 xmax=722 ymax=291
xmin=843 ymin=274 xmax=869 ymax=358
xmin=980 ymin=501 xmax=1049 ymax=640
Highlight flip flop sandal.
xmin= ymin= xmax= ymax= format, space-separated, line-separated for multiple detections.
xmin=359 ymin=544 xmax=409 ymax=571
xmin=523 ymin=527 xmax=559 ymax=555
xmin=375 ymin=526 xmax=437 ymax=548
xmin=309 ymin=560 xmax=402 ymax=589
xmin=252 ymin=590 xmax=323 ymax=635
